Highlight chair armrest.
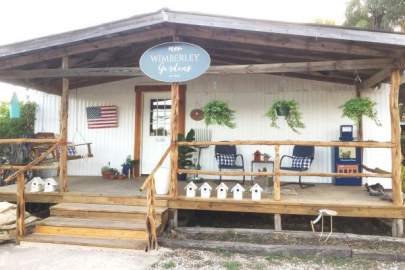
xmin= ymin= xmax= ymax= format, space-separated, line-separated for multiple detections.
xmin=280 ymin=155 xmax=294 ymax=166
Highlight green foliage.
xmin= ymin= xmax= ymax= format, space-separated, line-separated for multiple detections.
xmin=203 ymin=100 xmax=236 ymax=128
xmin=178 ymin=129 xmax=196 ymax=169
xmin=0 ymin=101 xmax=37 ymax=138
xmin=162 ymin=260 xmax=176 ymax=269
xmin=340 ymin=97 xmax=380 ymax=126
xmin=344 ymin=0 xmax=405 ymax=31
xmin=266 ymin=100 xmax=305 ymax=133
xmin=222 ymin=261 xmax=241 ymax=270
xmin=313 ymin=17 xmax=337 ymax=25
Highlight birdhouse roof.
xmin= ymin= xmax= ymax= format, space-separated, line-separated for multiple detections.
xmin=184 ymin=181 xmax=198 ymax=190
xmin=250 ymin=183 xmax=264 ymax=192
xmin=231 ymin=183 xmax=245 ymax=192
xmin=215 ymin=182 xmax=229 ymax=191
xmin=45 ymin=178 xmax=58 ymax=185
xmin=31 ymin=177 xmax=45 ymax=184
xmin=199 ymin=182 xmax=212 ymax=191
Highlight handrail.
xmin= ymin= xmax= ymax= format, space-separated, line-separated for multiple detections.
xmin=140 ymin=144 xmax=172 ymax=251
xmin=178 ymin=140 xmax=392 ymax=148
xmin=0 ymin=138 xmax=59 ymax=144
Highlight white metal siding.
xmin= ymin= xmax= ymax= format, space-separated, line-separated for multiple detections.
xmin=33 ymin=74 xmax=391 ymax=184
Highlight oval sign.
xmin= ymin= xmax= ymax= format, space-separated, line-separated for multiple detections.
xmin=139 ymin=42 xmax=211 ymax=83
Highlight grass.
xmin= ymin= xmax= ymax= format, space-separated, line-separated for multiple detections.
xmin=222 ymin=261 xmax=242 ymax=270
xmin=162 ymin=260 xmax=176 ymax=269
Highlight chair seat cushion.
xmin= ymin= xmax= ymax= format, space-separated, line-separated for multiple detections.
xmin=291 ymin=156 xmax=311 ymax=170
xmin=216 ymin=153 xmax=236 ymax=167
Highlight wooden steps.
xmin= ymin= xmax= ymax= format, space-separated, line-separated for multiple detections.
xmin=23 ymin=202 xmax=169 ymax=250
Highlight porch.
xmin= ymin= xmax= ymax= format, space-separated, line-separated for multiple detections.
xmin=0 ymin=175 xmax=402 ymax=218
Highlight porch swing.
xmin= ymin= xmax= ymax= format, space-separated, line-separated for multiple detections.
xmin=32 ymin=90 xmax=93 ymax=162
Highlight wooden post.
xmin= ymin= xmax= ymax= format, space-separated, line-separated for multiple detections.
xmin=390 ymin=69 xmax=403 ymax=206
xmin=392 ymin=219 xmax=404 ymax=237
xmin=273 ymin=145 xmax=281 ymax=201
xmin=170 ymin=83 xmax=180 ymax=198
xmin=274 ymin=214 xmax=282 ymax=231
xmin=16 ymin=173 xmax=25 ymax=244
xmin=59 ymin=56 xmax=69 ymax=192
xmin=356 ymin=87 xmax=363 ymax=140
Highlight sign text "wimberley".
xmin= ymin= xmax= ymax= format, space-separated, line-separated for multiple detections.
xmin=150 ymin=46 xmax=200 ymax=76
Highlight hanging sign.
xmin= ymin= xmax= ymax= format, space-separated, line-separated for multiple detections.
xmin=139 ymin=42 xmax=211 ymax=83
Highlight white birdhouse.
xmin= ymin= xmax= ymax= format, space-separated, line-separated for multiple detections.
xmin=44 ymin=178 xmax=58 ymax=192
xmin=184 ymin=181 xmax=198 ymax=198
xmin=231 ymin=183 xmax=245 ymax=200
xmin=199 ymin=182 xmax=212 ymax=199
xmin=216 ymin=183 xmax=229 ymax=199
xmin=30 ymin=177 xmax=45 ymax=192
xmin=250 ymin=183 xmax=264 ymax=201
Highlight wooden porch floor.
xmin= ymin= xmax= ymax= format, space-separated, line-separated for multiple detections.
xmin=0 ymin=176 xmax=403 ymax=218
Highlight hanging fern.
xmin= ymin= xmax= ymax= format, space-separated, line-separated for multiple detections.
xmin=202 ymin=100 xmax=236 ymax=128
xmin=266 ymin=100 xmax=305 ymax=133
xmin=340 ymin=97 xmax=381 ymax=126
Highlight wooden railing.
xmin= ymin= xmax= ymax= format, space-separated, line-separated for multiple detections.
xmin=0 ymin=138 xmax=60 ymax=243
xmin=176 ymin=140 xmax=394 ymax=202
xmin=140 ymin=144 xmax=172 ymax=251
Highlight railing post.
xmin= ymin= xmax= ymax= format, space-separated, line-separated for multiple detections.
xmin=389 ymin=69 xmax=403 ymax=206
xmin=273 ymin=145 xmax=281 ymax=201
xmin=16 ymin=173 xmax=25 ymax=244
xmin=170 ymin=83 xmax=180 ymax=198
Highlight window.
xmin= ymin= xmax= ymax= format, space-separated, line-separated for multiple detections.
xmin=150 ymin=98 xmax=171 ymax=136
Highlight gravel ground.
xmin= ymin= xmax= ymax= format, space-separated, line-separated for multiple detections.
xmin=151 ymin=249 xmax=405 ymax=270
xmin=0 ymin=243 xmax=164 ymax=270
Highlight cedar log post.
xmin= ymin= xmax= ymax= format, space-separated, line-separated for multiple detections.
xmin=273 ymin=145 xmax=281 ymax=201
xmin=170 ymin=83 xmax=180 ymax=198
xmin=59 ymin=56 xmax=69 ymax=192
xmin=390 ymin=69 xmax=403 ymax=206
xmin=16 ymin=173 xmax=25 ymax=243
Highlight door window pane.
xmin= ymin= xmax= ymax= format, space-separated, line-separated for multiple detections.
xmin=150 ymin=98 xmax=171 ymax=136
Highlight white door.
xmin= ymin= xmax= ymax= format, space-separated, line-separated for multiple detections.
xmin=141 ymin=91 xmax=171 ymax=174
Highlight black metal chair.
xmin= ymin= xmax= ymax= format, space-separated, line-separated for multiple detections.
xmin=215 ymin=145 xmax=245 ymax=184
xmin=280 ymin=145 xmax=315 ymax=189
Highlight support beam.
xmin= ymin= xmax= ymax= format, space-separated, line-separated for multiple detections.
xmin=274 ymin=214 xmax=282 ymax=231
xmin=169 ymin=83 xmax=180 ymax=198
xmin=59 ymin=56 xmax=69 ymax=193
xmin=392 ymin=219 xmax=404 ymax=237
xmin=273 ymin=145 xmax=281 ymax=201
xmin=389 ymin=69 xmax=403 ymax=206
xmin=0 ymin=58 xmax=397 ymax=80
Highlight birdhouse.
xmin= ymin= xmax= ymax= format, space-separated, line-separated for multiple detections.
xmin=30 ymin=177 xmax=45 ymax=192
xmin=231 ymin=183 xmax=245 ymax=200
xmin=216 ymin=182 xmax=229 ymax=199
xmin=184 ymin=181 xmax=198 ymax=198
xmin=250 ymin=183 xmax=264 ymax=201
xmin=199 ymin=182 xmax=212 ymax=199
xmin=44 ymin=178 xmax=58 ymax=192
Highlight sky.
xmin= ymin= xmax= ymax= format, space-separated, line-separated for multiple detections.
xmin=0 ymin=0 xmax=348 ymax=102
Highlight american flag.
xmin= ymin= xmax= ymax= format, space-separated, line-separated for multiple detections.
xmin=86 ymin=106 xmax=118 ymax=129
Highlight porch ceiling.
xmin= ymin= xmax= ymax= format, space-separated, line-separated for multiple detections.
xmin=1 ymin=9 xmax=405 ymax=94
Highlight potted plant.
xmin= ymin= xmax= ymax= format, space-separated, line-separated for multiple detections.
xmin=266 ymin=100 xmax=305 ymax=133
xmin=202 ymin=100 xmax=236 ymax=128
xmin=178 ymin=129 xmax=196 ymax=181
xmin=101 ymin=163 xmax=113 ymax=179
xmin=340 ymin=97 xmax=381 ymax=127
xmin=121 ymin=155 xmax=135 ymax=177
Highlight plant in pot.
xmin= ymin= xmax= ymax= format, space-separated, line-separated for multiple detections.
xmin=178 ymin=129 xmax=196 ymax=181
xmin=121 ymin=155 xmax=135 ymax=178
xmin=202 ymin=100 xmax=236 ymax=128
xmin=266 ymin=99 xmax=305 ymax=133
xmin=340 ymin=97 xmax=381 ymax=128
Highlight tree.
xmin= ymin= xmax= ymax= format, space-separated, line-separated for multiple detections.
xmin=344 ymin=0 xmax=405 ymax=31
xmin=0 ymin=101 xmax=37 ymax=138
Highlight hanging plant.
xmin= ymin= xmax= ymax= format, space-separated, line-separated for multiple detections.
xmin=266 ymin=100 xmax=305 ymax=133
xmin=340 ymin=97 xmax=381 ymax=126
xmin=202 ymin=100 xmax=236 ymax=128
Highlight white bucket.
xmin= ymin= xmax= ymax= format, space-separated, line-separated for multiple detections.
xmin=154 ymin=167 xmax=170 ymax=195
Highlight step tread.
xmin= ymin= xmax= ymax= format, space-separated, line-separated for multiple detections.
xmin=23 ymin=233 xmax=146 ymax=250
xmin=38 ymin=217 xmax=150 ymax=231
xmin=51 ymin=203 xmax=167 ymax=215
